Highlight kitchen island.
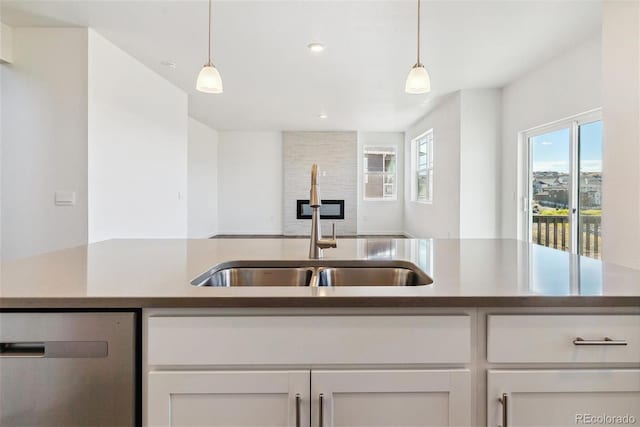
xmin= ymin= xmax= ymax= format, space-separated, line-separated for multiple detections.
xmin=1 ymin=238 xmax=639 ymax=308
xmin=1 ymin=238 xmax=639 ymax=427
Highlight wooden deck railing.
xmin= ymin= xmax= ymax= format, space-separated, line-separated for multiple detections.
xmin=532 ymin=215 xmax=601 ymax=259
xmin=532 ymin=215 xmax=570 ymax=251
xmin=580 ymin=215 xmax=602 ymax=259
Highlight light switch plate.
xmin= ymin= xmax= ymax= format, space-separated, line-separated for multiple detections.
xmin=55 ymin=191 xmax=76 ymax=206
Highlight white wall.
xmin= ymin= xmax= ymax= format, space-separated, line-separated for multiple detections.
xmin=0 ymin=23 xmax=13 ymax=64
xmin=0 ymin=58 xmax=2 ymax=261
xmin=403 ymin=90 xmax=501 ymax=239
xmin=357 ymin=132 xmax=404 ymax=235
xmin=217 ymin=131 xmax=283 ymax=234
xmin=459 ymin=89 xmax=502 ymax=238
xmin=1 ymin=28 xmax=88 ymax=260
xmin=188 ymin=117 xmax=218 ymax=238
xmin=601 ymin=1 xmax=640 ymax=269
xmin=404 ymin=93 xmax=461 ymax=238
xmin=500 ymin=34 xmax=602 ymax=239
xmin=0 ymin=22 xmax=4 ymax=257
xmin=88 ymin=29 xmax=188 ymax=242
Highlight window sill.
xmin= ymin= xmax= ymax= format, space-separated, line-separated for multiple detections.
xmin=412 ymin=199 xmax=433 ymax=205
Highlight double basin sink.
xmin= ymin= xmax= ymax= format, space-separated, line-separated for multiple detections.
xmin=191 ymin=260 xmax=433 ymax=287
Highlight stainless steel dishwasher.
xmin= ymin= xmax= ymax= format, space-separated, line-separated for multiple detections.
xmin=0 ymin=311 xmax=138 ymax=426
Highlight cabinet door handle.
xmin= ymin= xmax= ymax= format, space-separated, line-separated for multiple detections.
xmin=499 ymin=393 xmax=508 ymax=427
xmin=573 ymin=337 xmax=628 ymax=346
xmin=319 ymin=393 xmax=324 ymax=427
xmin=295 ymin=394 xmax=301 ymax=427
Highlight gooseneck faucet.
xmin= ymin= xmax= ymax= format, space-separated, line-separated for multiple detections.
xmin=309 ymin=164 xmax=337 ymax=259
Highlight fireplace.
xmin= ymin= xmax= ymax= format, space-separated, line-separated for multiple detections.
xmin=296 ymin=199 xmax=345 ymax=220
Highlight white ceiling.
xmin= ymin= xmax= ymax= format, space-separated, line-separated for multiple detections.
xmin=1 ymin=0 xmax=602 ymax=131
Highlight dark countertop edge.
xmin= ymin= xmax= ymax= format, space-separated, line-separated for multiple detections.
xmin=1 ymin=296 xmax=640 ymax=309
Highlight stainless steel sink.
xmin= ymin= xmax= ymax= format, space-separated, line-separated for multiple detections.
xmin=316 ymin=266 xmax=432 ymax=286
xmin=192 ymin=266 xmax=314 ymax=287
xmin=191 ymin=260 xmax=433 ymax=287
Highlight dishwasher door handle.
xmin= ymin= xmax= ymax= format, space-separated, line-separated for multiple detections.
xmin=0 ymin=341 xmax=108 ymax=358
xmin=0 ymin=342 xmax=45 ymax=357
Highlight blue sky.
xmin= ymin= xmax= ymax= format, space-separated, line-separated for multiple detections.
xmin=531 ymin=121 xmax=602 ymax=173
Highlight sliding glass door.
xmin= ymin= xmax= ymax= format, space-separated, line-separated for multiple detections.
xmin=530 ymin=128 xmax=572 ymax=252
xmin=577 ymin=121 xmax=603 ymax=258
xmin=527 ymin=113 xmax=602 ymax=259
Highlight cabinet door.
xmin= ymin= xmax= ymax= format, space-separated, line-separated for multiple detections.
xmin=147 ymin=370 xmax=310 ymax=427
xmin=488 ymin=370 xmax=640 ymax=427
xmin=311 ymin=369 xmax=471 ymax=427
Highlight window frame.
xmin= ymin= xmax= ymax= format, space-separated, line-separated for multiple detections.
xmin=412 ymin=129 xmax=434 ymax=204
xmin=363 ymin=146 xmax=398 ymax=202
xmin=521 ymin=109 xmax=602 ymax=255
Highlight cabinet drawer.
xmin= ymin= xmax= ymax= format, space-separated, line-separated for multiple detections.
xmin=488 ymin=315 xmax=640 ymax=363
xmin=148 ymin=315 xmax=470 ymax=366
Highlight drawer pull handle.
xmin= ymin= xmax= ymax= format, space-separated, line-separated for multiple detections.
xmin=499 ymin=393 xmax=508 ymax=427
xmin=573 ymin=337 xmax=628 ymax=346
xmin=295 ymin=394 xmax=301 ymax=427
xmin=319 ymin=393 xmax=324 ymax=427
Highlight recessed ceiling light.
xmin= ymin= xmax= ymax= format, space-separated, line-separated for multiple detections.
xmin=161 ymin=60 xmax=177 ymax=69
xmin=318 ymin=113 xmax=328 ymax=119
xmin=308 ymin=43 xmax=325 ymax=53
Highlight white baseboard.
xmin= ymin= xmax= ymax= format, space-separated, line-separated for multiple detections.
xmin=355 ymin=231 xmax=405 ymax=236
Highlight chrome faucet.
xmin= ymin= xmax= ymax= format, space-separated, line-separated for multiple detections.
xmin=309 ymin=164 xmax=337 ymax=259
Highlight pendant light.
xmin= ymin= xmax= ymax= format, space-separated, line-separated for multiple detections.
xmin=405 ymin=0 xmax=431 ymax=94
xmin=196 ymin=0 xmax=223 ymax=93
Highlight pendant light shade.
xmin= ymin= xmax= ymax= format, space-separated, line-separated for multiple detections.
xmin=197 ymin=0 xmax=223 ymax=94
xmin=197 ymin=63 xmax=223 ymax=93
xmin=405 ymin=63 xmax=431 ymax=94
xmin=405 ymin=0 xmax=431 ymax=94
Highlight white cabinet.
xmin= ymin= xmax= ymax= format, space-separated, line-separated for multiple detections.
xmin=312 ymin=369 xmax=471 ymax=427
xmin=487 ymin=370 xmax=640 ymax=427
xmin=147 ymin=370 xmax=310 ymax=427
xmin=146 ymin=313 xmax=473 ymax=427
xmin=145 ymin=309 xmax=640 ymax=427
xmin=487 ymin=314 xmax=640 ymax=426
xmin=147 ymin=369 xmax=470 ymax=427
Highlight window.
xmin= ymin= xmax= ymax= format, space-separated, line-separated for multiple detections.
xmin=363 ymin=146 xmax=397 ymax=200
xmin=412 ymin=130 xmax=433 ymax=203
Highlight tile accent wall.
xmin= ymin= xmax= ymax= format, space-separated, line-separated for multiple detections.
xmin=283 ymin=132 xmax=358 ymax=235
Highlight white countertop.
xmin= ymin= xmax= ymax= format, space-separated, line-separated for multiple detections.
xmin=1 ymin=238 xmax=639 ymax=308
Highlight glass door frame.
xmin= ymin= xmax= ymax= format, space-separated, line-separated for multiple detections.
xmin=523 ymin=109 xmax=602 ymax=255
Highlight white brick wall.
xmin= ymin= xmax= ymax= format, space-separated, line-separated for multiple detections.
xmin=283 ymin=132 xmax=358 ymax=235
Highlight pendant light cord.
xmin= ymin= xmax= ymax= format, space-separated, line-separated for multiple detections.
xmin=417 ymin=0 xmax=421 ymax=65
xmin=208 ymin=0 xmax=212 ymax=65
